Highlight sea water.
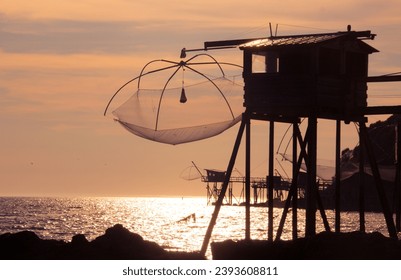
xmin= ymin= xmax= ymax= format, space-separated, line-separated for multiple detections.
xmin=0 ymin=196 xmax=393 ymax=259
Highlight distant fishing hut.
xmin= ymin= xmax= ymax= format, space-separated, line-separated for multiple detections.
xmin=199 ymin=166 xmax=287 ymax=206
xmin=203 ymin=168 xmax=234 ymax=205
xmin=198 ymin=26 xmax=401 ymax=256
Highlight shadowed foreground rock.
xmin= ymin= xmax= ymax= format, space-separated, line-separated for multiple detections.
xmin=3 ymin=225 xmax=400 ymax=260
xmin=0 ymin=224 xmax=204 ymax=260
xmin=211 ymin=231 xmax=401 ymax=259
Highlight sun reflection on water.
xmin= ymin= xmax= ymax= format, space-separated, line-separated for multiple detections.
xmin=0 ymin=196 xmax=396 ymax=259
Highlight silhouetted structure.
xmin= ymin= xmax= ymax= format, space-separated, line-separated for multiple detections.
xmin=0 ymin=224 xmax=204 ymax=260
xmin=241 ymin=30 xmax=376 ymax=121
xmin=199 ymin=26 xmax=401 ymax=256
xmin=193 ymin=161 xmax=289 ymax=206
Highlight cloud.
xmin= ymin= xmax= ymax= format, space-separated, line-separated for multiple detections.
xmin=4 ymin=0 xmax=401 ymax=56
xmin=0 ymin=15 xmax=149 ymax=54
xmin=0 ymin=86 xmax=9 ymax=96
xmin=0 ymin=13 xmax=242 ymax=55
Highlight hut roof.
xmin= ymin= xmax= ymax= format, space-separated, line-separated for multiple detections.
xmin=239 ymin=30 xmax=378 ymax=53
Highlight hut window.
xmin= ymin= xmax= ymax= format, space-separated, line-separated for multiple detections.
xmin=252 ymin=52 xmax=279 ymax=73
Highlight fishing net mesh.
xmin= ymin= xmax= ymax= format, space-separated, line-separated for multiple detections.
xmin=112 ymin=75 xmax=244 ymax=145
xmin=280 ymin=153 xmax=396 ymax=182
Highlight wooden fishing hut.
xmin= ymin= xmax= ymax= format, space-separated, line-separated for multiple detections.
xmin=203 ymin=169 xmax=234 ymax=205
xmin=198 ymin=26 xmax=401 ymax=256
xmin=196 ymin=164 xmax=272 ymax=206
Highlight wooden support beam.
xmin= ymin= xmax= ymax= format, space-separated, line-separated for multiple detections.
xmin=300 ymin=121 xmax=330 ymax=233
xmin=200 ymin=115 xmax=247 ymax=256
xmin=395 ymin=122 xmax=401 ymax=232
xmin=358 ymin=121 xmax=366 ymax=232
xmin=292 ymin=123 xmax=298 ymax=239
xmin=364 ymin=106 xmax=401 ymax=115
xmin=228 ymin=184 xmax=233 ymax=205
xmin=276 ymin=124 xmax=309 ymax=241
xmin=275 ymin=156 xmax=303 ymax=241
xmin=204 ymin=37 xmax=266 ymax=49
xmin=316 ymin=182 xmax=331 ymax=232
xmin=335 ymin=120 xmax=341 ymax=232
xmin=250 ymin=113 xmax=300 ymax=124
xmin=366 ymin=74 xmax=401 ymax=83
xmin=245 ymin=115 xmax=251 ymax=240
xmin=305 ymin=117 xmax=317 ymax=237
xmin=268 ymin=121 xmax=274 ymax=241
xmin=360 ymin=122 xmax=398 ymax=239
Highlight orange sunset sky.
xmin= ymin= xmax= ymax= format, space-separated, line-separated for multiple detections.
xmin=1 ymin=0 xmax=401 ymax=197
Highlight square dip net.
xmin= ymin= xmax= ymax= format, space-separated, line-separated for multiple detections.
xmin=104 ymin=54 xmax=244 ymax=145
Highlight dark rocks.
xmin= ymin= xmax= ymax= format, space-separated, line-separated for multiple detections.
xmin=3 ymin=225 xmax=399 ymax=260
xmin=302 ymin=231 xmax=401 ymax=259
xmin=71 ymin=234 xmax=88 ymax=246
xmin=0 ymin=230 xmax=66 ymax=259
xmin=211 ymin=239 xmax=304 ymax=260
xmin=0 ymin=224 xmax=204 ymax=260
xmin=211 ymin=231 xmax=401 ymax=259
xmin=87 ymin=224 xmax=166 ymax=259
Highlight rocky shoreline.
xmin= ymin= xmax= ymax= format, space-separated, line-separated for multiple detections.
xmin=1 ymin=224 xmax=401 ymax=259
xmin=212 ymin=231 xmax=401 ymax=259
xmin=0 ymin=224 xmax=204 ymax=260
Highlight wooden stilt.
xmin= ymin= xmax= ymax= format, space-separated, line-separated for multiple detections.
xmin=358 ymin=121 xmax=366 ymax=232
xmin=335 ymin=120 xmax=341 ymax=232
xmin=292 ymin=122 xmax=298 ymax=239
xmin=200 ymin=115 xmax=247 ymax=256
xmin=245 ymin=115 xmax=251 ymax=240
xmin=229 ymin=184 xmax=233 ymax=205
xmin=275 ymin=154 xmax=303 ymax=241
xmin=276 ymin=124 xmax=309 ymax=241
xmin=316 ymin=183 xmax=331 ymax=232
xmin=268 ymin=121 xmax=274 ymax=241
xmin=396 ymin=164 xmax=401 ymax=232
xmin=305 ymin=117 xmax=317 ymax=237
xmin=360 ymin=122 xmax=398 ymax=239
xmin=396 ymin=122 xmax=401 ymax=232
